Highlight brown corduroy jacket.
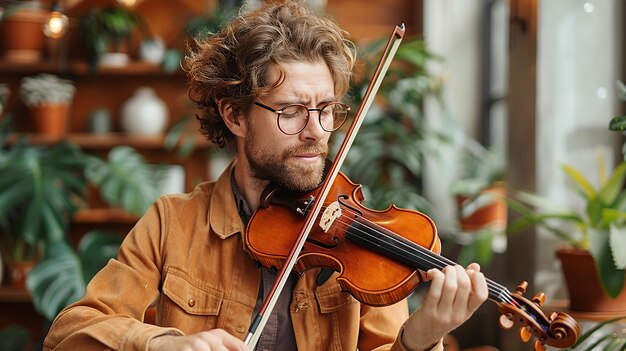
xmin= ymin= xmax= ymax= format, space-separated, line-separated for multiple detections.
xmin=44 ymin=163 xmax=442 ymax=351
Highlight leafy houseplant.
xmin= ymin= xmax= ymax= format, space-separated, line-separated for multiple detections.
xmin=78 ymin=6 xmax=147 ymax=71
xmin=447 ymin=138 xmax=506 ymax=266
xmin=342 ymin=37 xmax=452 ymax=213
xmin=20 ymin=73 xmax=75 ymax=139
xmin=508 ymin=160 xmax=626 ymax=311
xmin=507 ymin=80 xmax=626 ymax=313
xmin=20 ymin=73 xmax=75 ymax=107
xmin=0 ymin=118 xmax=162 ymax=320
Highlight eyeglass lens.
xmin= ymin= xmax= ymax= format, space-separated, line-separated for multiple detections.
xmin=278 ymin=102 xmax=348 ymax=134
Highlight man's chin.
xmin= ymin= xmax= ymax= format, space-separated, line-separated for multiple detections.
xmin=281 ymin=158 xmax=325 ymax=191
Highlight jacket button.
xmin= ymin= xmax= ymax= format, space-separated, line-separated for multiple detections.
xmin=188 ymin=299 xmax=195 ymax=307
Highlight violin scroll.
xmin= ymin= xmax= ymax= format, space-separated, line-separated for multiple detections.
xmin=498 ymin=282 xmax=581 ymax=350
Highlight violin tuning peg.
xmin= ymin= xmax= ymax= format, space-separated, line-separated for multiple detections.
xmin=532 ymin=292 xmax=546 ymax=306
xmin=515 ymin=281 xmax=528 ymax=295
xmin=533 ymin=339 xmax=546 ymax=351
xmin=519 ymin=326 xmax=531 ymax=343
xmin=549 ymin=312 xmax=558 ymax=321
xmin=499 ymin=314 xmax=514 ymax=330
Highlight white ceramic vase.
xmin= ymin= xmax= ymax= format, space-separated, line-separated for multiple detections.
xmin=121 ymin=87 xmax=169 ymax=136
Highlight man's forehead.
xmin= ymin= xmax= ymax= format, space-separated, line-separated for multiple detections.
xmin=263 ymin=61 xmax=335 ymax=100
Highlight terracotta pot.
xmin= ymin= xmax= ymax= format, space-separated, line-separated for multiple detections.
xmin=556 ymin=247 xmax=626 ymax=313
xmin=457 ymin=181 xmax=507 ymax=232
xmin=31 ymin=103 xmax=69 ymax=140
xmin=0 ymin=4 xmax=48 ymax=62
xmin=7 ymin=260 xmax=35 ymax=289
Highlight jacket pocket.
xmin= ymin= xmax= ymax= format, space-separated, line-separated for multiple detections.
xmin=313 ymin=284 xmax=360 ymax=351
xmin=161 ymin=267 xmax=224 ymax=333
xmin=315 ymin=284 xmax=357 ymax=313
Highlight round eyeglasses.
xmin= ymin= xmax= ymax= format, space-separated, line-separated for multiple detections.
xmin=254 ymin=101 xmax=350 ymax=135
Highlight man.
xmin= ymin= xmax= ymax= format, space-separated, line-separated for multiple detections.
xmin=44 ymin=2 xmax=488 ymax=350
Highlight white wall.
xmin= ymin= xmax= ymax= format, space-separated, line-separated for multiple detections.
xmin=536 ymin=0 xmax=622 ymax=298
xmin=423 ymin=0 xmax=483 ymax=232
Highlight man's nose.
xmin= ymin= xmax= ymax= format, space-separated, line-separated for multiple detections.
xmin=299 ymin=111 xmax=327 ymax=141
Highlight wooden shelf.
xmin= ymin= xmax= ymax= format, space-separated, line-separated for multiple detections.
xmin=0 ymin=60 xmax=184 ymax=77
xmin=73 ymin=208 xmax=139 ymax=224
xmin=545 ymin=299 xmax=626 ymax=322
xmin=0 ymin=286 xmax=31 ymax=303
xmin=8 ymin=133 xmax=212 ymax=150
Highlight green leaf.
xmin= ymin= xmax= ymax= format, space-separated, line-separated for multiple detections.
xmin=78 ymin=230 xmax=122 ymax=283
xmin=568 ymin=315 xmax=626 ymax=348
xmin=87 ymin=146 xmax=161 ymax=215
xmin=562 ymin=164 xmax=596 ymax=199
xmin=610 ymin=225 xmax=626 ymax=269
xmin=26 ymin=240 xmax=85 ymax=321
xmin=162 ymin=49 xmax=183 ymax=74
xmin=588 ymin=228 xmax=626 ymax=298
xmin=598 ymin=163 xmax=626 ymax=205
xmin=609 ymin=115 xmax=626 ymax=131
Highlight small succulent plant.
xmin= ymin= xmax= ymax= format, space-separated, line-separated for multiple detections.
xmin=20 ymin=74 xmax=75 ymax=107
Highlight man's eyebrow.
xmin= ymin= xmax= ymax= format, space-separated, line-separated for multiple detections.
xmin=272 ymin=97 xmax=337 ymax=107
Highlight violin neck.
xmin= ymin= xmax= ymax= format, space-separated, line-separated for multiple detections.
xmin=346 ymin=221 xmax=510 ymax=304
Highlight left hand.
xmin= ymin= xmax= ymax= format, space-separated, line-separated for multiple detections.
xmin=400 ymin=263 xmax=488 ymax=350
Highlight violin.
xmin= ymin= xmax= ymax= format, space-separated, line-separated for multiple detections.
xmin=246 ymin=171 xmax=580 ymax=351
xmin=242 ymin=24 xmax=580 ymax=350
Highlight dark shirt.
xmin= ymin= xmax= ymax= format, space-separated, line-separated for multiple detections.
xmin=231 ymin=171 xmax=298 ymax=351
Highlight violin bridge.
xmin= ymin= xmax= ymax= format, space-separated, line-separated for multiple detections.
xmin=319 ymin=201 xmax=342 ymax=233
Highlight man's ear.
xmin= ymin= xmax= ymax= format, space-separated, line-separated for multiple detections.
xmin=218 ymin=99 xmax=246 ymax=137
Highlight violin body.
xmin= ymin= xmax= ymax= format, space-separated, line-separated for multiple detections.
xmin=246 ymin=171 xmax=581 ymax=350
xmin=246 ymin=171 xmax=440 ymax=306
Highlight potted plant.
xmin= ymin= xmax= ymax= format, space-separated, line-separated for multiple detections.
xmin=507 ymin=80 xmax=626 ymax=314
xmin=447 ymin=138 xmax=506 ymax=266
xmin=78 ymin=6 xmax=148 ymax=71
xmin=0 ymin=0 xmax=48 ymax=62
xmin=20 ymin=73 xmax=75 ymax=140
xmin=0 ymin=118 xmax=163 ymax=319
xmin=508 ymin=159 xmax=626 ymax=313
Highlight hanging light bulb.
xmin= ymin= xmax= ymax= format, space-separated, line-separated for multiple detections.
xmin=43 ymin=1 xmax=69 ymax=38
xmin=117 ymin=0 xmax=137 ymax=7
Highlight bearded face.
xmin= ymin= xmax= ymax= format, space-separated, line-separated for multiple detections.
xmin=244 ymin=127 xmax=328 ymax=191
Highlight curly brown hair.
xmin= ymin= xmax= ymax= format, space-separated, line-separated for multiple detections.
xmin=186 ymin=1 xmax=355 ymax=148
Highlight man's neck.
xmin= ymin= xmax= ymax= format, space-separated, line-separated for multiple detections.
xmin=233 ymin=158 xmax=269 ymax=212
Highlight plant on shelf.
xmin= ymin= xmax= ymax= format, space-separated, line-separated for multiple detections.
xmin=508 ymin=153 xmax=626 ymax=312
xmin=0 ymin=0 xmax=48 ymax=63
xmin=20 ymin=73 xmax=75 ymax=139
xmin=20 ymin=73 xmax=75 ymax=107
xmin=0 ymin=118 xmax=163 ymax=320
xmin=78 ymin=6 xmax=148 ymax=71
xmin=447 ymin=138 xmax=506 ymax=266
xmin=507 ymin=80 xmax=626 ymax=313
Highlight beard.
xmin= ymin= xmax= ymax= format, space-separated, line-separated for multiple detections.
xmin=244 ymin=133 xmax=328 ymax=192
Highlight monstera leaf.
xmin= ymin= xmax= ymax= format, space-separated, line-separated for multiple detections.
xmin=0 ymin=142 xmax=87 ymax=261
xmin=85 ymin=146 xmax=162 ymax=216
xmin=26 ymin=230 xmax=122 ymax=321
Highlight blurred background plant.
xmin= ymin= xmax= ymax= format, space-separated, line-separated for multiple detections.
xmin=78 ymin=6 xmax=149 ymax=72
xmin=342 ymin=37 xmax=455 ymax=214
xmin=0 ymin=117 xmax=162 ymax=321
xmin=445 ymin=137 xmax=506 ymax=266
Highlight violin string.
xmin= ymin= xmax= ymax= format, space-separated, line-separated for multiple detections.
xmin=313 ymin=203 xmax=516 ymax=305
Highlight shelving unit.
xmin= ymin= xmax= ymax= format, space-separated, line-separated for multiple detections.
xmin=0 ymin=0 xmax=422 ymax=345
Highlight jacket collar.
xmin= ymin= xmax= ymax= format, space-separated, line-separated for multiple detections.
xmin=209 ymin=160 xmax=245 ymax=240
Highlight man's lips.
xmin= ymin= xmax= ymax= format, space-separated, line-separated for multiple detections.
xmin=293 ymin=153 xmax=322 ymax=160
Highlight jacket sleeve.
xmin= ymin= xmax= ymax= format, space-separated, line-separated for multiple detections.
xmin=44 ymin=199 xmax=183 ymax=351
xmin=358 ymin=299 xmax=443 ymax=351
